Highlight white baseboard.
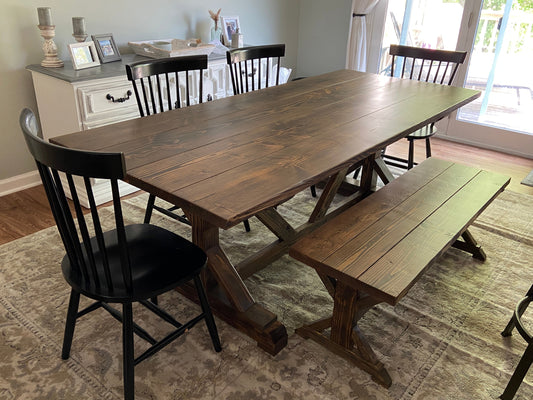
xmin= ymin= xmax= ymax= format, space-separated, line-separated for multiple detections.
xmin=435 ymin=133 xmax=533 ymax=160
xmin=0 ymin=170 xmax=41 ymax=197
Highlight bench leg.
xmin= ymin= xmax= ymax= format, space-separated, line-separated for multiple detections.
xmin=296 ymin=280 xmax=392 ymax=388
xmin=452 ymin=228 xmax=486 ymax=261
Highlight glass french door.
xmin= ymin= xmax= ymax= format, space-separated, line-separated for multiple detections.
xmin=378 ymin=0 xmax=533 ymax=158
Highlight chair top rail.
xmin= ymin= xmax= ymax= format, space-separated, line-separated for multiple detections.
xmin=226 ymin=44 xmax=285 ymax=64
xmin=125 ymin=54 xmax=208 ymax=81
xmin=390 ymin=44 xmax=467 ymax=64
xmin=20 ymin=109 xmax=125 ymax=179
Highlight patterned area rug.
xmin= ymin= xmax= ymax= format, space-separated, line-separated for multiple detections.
xmin=1 ymin=189 xmax=533 ymax=399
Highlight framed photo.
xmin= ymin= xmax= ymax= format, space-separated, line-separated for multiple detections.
xmin=220 ymin=16 xmax=240 ymax=46
xmin=68 ymin=41 xmax=100 ymax=70
xmin=91 ymin=34 xmax=121 ymax=63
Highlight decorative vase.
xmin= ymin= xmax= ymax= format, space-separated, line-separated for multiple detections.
xmin=210 ymin=25 xmax=222 ymax=42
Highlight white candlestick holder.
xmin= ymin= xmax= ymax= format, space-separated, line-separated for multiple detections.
xmin=38 ymin=25 xmax=64 ymax=68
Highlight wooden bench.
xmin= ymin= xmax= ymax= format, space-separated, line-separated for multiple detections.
xmin=289 ymin=158 xmax=510 ymax=387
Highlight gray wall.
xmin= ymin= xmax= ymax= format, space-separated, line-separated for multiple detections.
xmin=296 ymin=0 xmax=353 ymax=78
xmin=0 ymin=0 xmax=352 ymax=184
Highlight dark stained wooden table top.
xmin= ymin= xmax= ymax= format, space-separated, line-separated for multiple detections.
xmin=53 ymin=69 xmax=480 ymax=229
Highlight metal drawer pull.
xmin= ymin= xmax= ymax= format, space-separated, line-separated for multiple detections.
xmin=106 ymin=90 xmax=132 ymax=103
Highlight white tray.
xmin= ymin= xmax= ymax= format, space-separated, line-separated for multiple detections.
xmin=128 ymin=39 xmax=215 ymax=59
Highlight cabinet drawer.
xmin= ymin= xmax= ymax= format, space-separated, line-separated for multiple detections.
xmin=76 ymin=78 xmax=139 ymax=124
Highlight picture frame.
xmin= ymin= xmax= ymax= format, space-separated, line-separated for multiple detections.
xmin=220 ymin=16 xmax=240 ymax=46
xmin=68 ymin=41 xmax=100 ymax=70
xmin=91 ymin=33 xmax=122 ymax=63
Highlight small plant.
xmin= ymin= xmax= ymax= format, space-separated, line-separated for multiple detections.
xmin=209 ymin=8 xmax=221 ymax=30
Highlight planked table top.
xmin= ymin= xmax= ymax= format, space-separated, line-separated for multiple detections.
xmin=53 ymin=69 xmax=480 ymax=229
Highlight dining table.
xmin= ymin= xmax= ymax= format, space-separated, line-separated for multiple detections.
xmin=52 ymin=69 xmax=480 ymax=355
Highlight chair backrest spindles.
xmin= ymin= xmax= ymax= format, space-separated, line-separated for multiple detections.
xmin=198 ymin=70 xmax=203 ymax=105
xmin=226 ymin=44 xmax=286 ymax=95
xmin=389 ymin=44 xmax=467 ymax=87
xmin=147 ymin=76 xmax=157 ymax=114
xmin=126 ymin=55 xmax=208 ymax=116
xmin=174 ymin=72 xmax=181 ymax=108
xmin=185 ymin=71 xmax=191 ymax=107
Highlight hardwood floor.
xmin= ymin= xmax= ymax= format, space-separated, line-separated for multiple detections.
xmin=0 ymin=185 xmax=56 ymax=245
xmin=387 ymin=137 xmax=533 ymax=195
xmin=1 ymin=138 xmax=532 ymax=246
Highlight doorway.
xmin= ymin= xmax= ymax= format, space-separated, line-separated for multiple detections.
xmin=378 ymin=0 xmax=533 ymax=158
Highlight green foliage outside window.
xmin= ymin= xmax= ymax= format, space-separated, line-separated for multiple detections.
xmin=484 ymin=0 xmax=533 ymax=11
xmin=446 ymin=0 xmax=533 ymax=53
xmin=444 ymin=0 xmax=533 ymax=11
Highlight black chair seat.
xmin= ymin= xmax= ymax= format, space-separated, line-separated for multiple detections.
xmin=62 ymin=224 xmax=207 ymax=302
xmin=407 ymin=124 xmax=436 ymax=140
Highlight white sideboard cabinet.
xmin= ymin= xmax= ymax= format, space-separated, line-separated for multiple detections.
xmin=27 ymin=53 xmax=232 ymax=207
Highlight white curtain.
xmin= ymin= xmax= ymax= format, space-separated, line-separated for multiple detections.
xmin=346 ymin=0 xmax=382 ymax=72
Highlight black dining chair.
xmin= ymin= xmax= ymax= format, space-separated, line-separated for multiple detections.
xmin=126 ymin=56 xmax=251 ymax=232
xmin=20 ymin=108 xmax=221 ymax=400
xmin=126 ymin=54 xmax=208 ymax=116
xmin=228 ymin=47 xmax=317 ymax=199
xmin=226 ymin=44 xmax=286 ymax=95
xmin=126 ymin=55 xmax=206 ymax=226
xmin=500 ymin=283 xmax=533 ymax=399
xmin=382 ymin=44 xmax=467 ymax=170
xmin=226 ymin=44 xmax=286 ymax=229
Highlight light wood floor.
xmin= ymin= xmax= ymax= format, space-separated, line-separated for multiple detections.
xmin=1 ymin=137 xmax=532 ymax=246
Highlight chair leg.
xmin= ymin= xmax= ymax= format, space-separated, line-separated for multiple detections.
xmin=243 ymin=219 xmax=251 ymax=232
xmin=407 ymin=139 xmax=415 ymax=170
xmin=122 ymin=303 xmax=135 ymax=400
xmin=310 ymin=185 xmax=317 ymax=198
xmin=144 ymin=194 xmax=156 ymax=224
xmin=500 ymin=340 xmax=533 ymax=400
xmin=193 ymin=276 xmax=221 ymax=352
xmin=502 ymin=303 xmax=530 ymax=338
xmin=502 ymin=315 xmax=518 ymax=338
xmin=61 ymin=289 xmax=80 ymax=360
xmin=503 ymin=288 xmax=533 ymax=337
xmin=425 ymin=137 xmax=432 ymax=158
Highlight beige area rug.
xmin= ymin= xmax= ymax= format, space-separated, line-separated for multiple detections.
xmin=1 ymin=188 xmax=533 ymax=399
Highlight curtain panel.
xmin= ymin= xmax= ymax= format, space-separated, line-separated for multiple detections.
xmin=346 ymin=0 xmax=382 ymax=72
